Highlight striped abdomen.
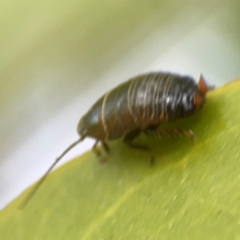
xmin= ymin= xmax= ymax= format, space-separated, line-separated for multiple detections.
xmin=21 ymin=71 xmax=209 ymax=207
xmin=78 ymin=72 xmax=206 ymax=141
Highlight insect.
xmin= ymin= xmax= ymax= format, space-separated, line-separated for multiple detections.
xmin=20 ymin=71 xmax=210 ymax=208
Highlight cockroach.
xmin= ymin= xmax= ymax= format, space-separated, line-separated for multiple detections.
xmin=20 ymin=71 xmax=211 ymax=208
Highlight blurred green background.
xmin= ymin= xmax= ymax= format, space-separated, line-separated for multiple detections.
xmin=1 ymin=0 xmax=240 ymax=209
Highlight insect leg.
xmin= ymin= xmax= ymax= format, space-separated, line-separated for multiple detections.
xmin=101 ymin=141 xmax=110 ymax=153
xmin=144 ymin=127 xmax=196 ymax=141
xmin=92 ymin=140 xmax=110 ymax=154
xmin=92 ymin=140 xmax=101 ymax=157
xmin=123 ymin=129 xmax=149 ymax=150
xmin=92 ymin=140 xmax=110 ymax=163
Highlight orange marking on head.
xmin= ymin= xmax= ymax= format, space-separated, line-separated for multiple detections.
xmin=198 ymin=75 xmax=208 ymax=95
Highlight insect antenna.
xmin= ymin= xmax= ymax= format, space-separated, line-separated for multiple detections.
xmin=19 ymin=137 xmax=84 ymax=209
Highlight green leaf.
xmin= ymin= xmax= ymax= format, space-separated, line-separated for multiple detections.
xmin=1 ymin=80 xmax=240 ymax=239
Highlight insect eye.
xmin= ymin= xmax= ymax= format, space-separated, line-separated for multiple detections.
xmin=193 ymin=93 xmax=204 ymax=107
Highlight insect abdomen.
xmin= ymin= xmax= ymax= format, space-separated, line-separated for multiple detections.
xmin=78 ymin=72 xmax=204 ymax=140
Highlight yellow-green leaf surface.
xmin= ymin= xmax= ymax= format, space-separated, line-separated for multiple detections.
xmin=1 ymin=80 xmax=240 ymax=239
